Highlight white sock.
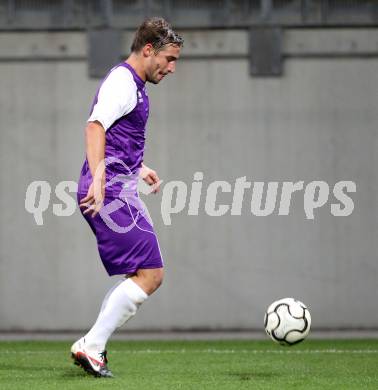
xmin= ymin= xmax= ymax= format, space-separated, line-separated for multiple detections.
xmin=84 ymin=278 xmax=148 ymax=352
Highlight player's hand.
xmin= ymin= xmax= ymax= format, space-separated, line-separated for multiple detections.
xmin=79 ymin=179 xmax=105 ymax=217
xmin=139 ymin=163 xmax=161 ymax=193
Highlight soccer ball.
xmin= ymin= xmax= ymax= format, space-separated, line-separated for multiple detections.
xmin=264 ymin=297 xmax=311 ymax=346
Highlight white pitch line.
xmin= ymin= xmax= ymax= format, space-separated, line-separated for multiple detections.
xmin=113 ymin=349 xmax=378 ymax=354
xmin=1 ymin=349 xmax=378 ymax=355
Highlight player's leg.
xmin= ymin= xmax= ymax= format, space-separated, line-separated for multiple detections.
xmin=84 ymin=267 xmax=163 ymax=349
xmin=130 ymin=267 xmax=164 ymax=295
xmin=83 ymin=267 xmax=163 ymax=349
xmin=71 ymin=267 xmax=163 ymax=377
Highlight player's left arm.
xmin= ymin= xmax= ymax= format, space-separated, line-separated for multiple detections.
xmin=140 ymin=163 xmax=160 ymax=193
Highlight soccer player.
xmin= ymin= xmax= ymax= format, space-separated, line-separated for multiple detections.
xmin=71 ymin=18 xmax=183 ymax=378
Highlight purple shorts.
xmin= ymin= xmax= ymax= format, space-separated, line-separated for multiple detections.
xmin=77 ymin=171 xmax=163 ymax=276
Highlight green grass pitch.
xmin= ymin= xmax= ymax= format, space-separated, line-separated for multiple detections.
xmin=0 ymin=339 xmax=377 ymax=389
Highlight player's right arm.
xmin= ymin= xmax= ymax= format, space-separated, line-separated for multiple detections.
xmin=79 ymin=121 xmax=106 ymax=217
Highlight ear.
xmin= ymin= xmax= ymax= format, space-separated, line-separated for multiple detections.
xmin=142 ymin=43 xmax=154 ymax=58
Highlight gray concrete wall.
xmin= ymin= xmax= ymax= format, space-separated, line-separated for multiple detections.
xmin=0 ymin=29 xmax=377 ymax=331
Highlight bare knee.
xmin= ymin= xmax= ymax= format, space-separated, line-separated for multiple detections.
xmin=131 ymin=268 xmax=164 ymax=296
xmin=153 ymin=269 xmax=164 ymax=289
xmin=147 ymin=268 xmax=164 ymax=291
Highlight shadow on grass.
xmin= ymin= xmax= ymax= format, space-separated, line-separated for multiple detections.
xmin=61 ymin=366 xmax=115 ymax=381
xmin=61 ymin=367 xmax=93 ymax=379
xmin=228 ymin=371 xmax=275 ymax=381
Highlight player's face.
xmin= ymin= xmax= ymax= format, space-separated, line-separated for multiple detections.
xmin=146 ymin=44 xmax=181 ymax=84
